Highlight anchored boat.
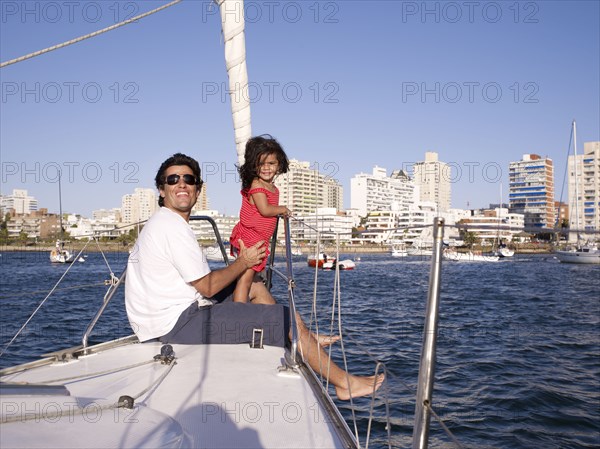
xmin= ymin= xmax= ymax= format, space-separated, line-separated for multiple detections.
xmin=0 ymin=1 xmax=449 ymax=447
xmin=555 ymin=121 xmax=600 ymax=265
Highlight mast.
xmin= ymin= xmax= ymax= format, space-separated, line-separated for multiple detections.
xmin=573 ymin=120 xmax=581 ymax=245
xmin=496 ymin=183 xmax=502 ymax=248
xmin=217 ymin=0 xmax=252 ymax=166
xmin=58 ymin=170 xmax=64 ymax=244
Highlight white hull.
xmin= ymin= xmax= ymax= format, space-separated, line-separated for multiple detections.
xmin=0 ymin=340 xmax=354 ymax=448
xmin=443 ymin=251 xmax=500 ymax=262
xmin=496 ymin=247 xmax=514 ymax=258
xmin=391 ymin=249 xmax=408 ymax=257
xmin=322 ymin=259 xmax=356 ymax=270
xmin=555 ymin=249 xmax=600 ymax=264
xmin=49 ymin=249 xmax=74 ymax=264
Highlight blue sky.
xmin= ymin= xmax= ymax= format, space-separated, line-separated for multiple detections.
xmin=1 ymin=0 xmax=599 ymax=216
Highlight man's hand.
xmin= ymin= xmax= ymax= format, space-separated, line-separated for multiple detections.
xmin=238 ymin=239 xmax=266 ymax=269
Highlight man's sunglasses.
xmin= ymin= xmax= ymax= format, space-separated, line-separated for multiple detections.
xmin=163 ymin=174 xmax=201 ymax=186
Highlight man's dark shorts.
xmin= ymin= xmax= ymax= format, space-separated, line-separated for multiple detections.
xmin=159 ymin=284 xmax=290 ymax=348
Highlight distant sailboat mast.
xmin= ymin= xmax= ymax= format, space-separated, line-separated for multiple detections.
xmin=572 ymin=120 xmax=581 ymax=245
xmin=58 ymin=170 xmax=64 ymax=244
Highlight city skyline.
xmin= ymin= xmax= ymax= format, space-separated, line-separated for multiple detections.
xmin=3 ymin=143 xmax=595 ymax=220
xmin=1 ymin=1 xmax=599 ymax=216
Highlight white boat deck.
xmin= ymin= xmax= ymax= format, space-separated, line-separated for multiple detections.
xmin=1 ymin=341 xmax=354 ymax=448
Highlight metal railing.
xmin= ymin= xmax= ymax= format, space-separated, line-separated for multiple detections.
xmin=412 ymin=217 xmax=445 ymax=449
xmin=265 ymin=216 xmax=300 ymax=368
xmin=82 ymin=215 xmax=231 ymax=349
xmin=82 ymin=270 xmax=127 ymax=351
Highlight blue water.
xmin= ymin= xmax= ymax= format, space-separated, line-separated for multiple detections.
xmin=1 ymin=251 xmax=599 ymax=448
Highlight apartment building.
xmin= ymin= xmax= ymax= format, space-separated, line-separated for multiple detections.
xmin=6 ymin=209 xmax=61 ymax=239
xmin=0 ymin=189 xmax=38 ymax=215
xmin=412 ymin=152 xmax=451 ymax=212
xmin=275 ymin=159 xmax=343 ymax=215
xmin=291 ymin=208 xmax=353 ymax=243
xmin=350 ymin=166 xmax=416 ymax=217
xmin=457 ymin=208 xmax=525 ymax=244
xmin=567 ymin=141 xmax=600 ymax=239
xmin=509 ymin=154 xmax=555 ymax=230
xmin=121 ymin=188 xmax=158 ymax=226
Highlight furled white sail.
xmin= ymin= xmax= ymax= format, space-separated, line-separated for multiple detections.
xmin=217 ymin=0 xmax=252 ymax=166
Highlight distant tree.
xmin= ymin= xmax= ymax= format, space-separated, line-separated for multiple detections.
xmin=0 ymin=217 xmax=8 ymax=245
xmin=462 ymin=231 xmax=477 ymax=249
xmin=18 ymin=229 xmax=29 ymax=244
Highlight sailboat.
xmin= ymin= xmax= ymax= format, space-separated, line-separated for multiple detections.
xmin=390 ymin=241 xmax=408 ymax=257
xmin=49 ymin=172 xmax=74 ymax=264
xmin=0 ymin=2 xmax=446 ymax=448
xmin=493 ymin=188 xmax=514 ymax=258
xmin=555 ymin=121 xmax=600 ymax=264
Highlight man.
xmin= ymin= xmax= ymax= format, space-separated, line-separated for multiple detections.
xmin=125 ymin=153 xmax=383 ymax=400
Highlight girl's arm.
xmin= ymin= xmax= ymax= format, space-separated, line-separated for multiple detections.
xmin=251 ymin=191 xmax=290 ymax=217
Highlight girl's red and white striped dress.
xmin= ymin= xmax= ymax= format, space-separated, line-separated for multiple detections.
xmin=230 ymin=187 xmax=279 ymax=272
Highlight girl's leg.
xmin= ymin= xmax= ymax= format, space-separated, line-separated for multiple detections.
xmin=233 ymin=268 xmax=255 ymax=303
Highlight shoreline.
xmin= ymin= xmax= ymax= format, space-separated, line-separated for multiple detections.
xmin=1 ymin=244 xmax=555 ymax=255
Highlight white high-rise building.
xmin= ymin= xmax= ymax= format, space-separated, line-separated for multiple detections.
xmin=93 ymin=208 xmax=122 ymax=222
xmin=412 ymin=152 xmax=451 ymax=212
xmin=350 ymin=166 xmax=416 ymax=217
xmin=568 ymin=141 xmax=600 ymax=239
xmin=121 ymin=188 xmax=158 ymax=225
xmin=275 ymin=159 xmax=343 ymax=215
xmin=196 ymin=182 xmax=209 ymax=211
xmin=509 ymin=154 xmax=555 ymax=231
xmin=0 ymin=189 xmax=38 ymax=215
xmin=291 ymin=208 xmax=353 ymax=243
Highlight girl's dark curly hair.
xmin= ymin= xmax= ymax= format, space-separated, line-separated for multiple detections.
xmin=154 ymin=153 xmax=203 ymax=207
xmin=238 ymin=135 xmax=289 ymax=190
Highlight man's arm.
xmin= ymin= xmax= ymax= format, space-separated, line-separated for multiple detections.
xmin=190 ymin=240 xmax=265 ymax=298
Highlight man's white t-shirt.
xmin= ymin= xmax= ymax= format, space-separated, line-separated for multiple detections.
xmin=125 ymin=207 xmax=212 ymax=342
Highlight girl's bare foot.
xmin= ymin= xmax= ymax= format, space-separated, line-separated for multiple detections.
xmin=317 ymin=334 xmax=341 ymax=347
xmin=335 ymin=373 xmax=385 ymax=400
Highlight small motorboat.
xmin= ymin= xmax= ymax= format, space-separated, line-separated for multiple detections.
xmin=322 ymin=259 xmax=356 ymax=270
xmin=307 ymin=253 xmax=335 ymax=268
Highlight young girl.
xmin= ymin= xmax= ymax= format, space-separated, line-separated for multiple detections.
xmin=230 ymin=135 xmax=291 ymax=303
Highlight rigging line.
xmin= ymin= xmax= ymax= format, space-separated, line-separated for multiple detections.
xmin=0 ymin=240 xmax=92 ymax=359
xmin=6 ymin=360 xmax=156 ymax=384
xmin=342 ymin=331 xmax=415 ymax=393
xmin=0 ymin=0 xmax=183 ymax=69
xmin=331 ymin=233 xmax=361 ymax=445
xmin=0 ymin=360 xmax=178 ymax=425
xmin=425 ymin=402 xmax=466 ymax=449
xmin=0 ymin=282 xmax=107 ymax=300
xmin=94 ymin=236 xmax=115 ymax=276
xmin=365 ymin=362 xmax=392 ymax=449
